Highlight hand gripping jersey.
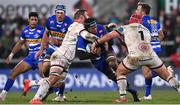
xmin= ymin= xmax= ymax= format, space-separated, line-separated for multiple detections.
xmin=46 ymin=15 xmax=73 ymax=43
xmin=142 ymin=16 xmax=161 ymax=55
xmin=77 ymin=24 xmax=110 ymax=72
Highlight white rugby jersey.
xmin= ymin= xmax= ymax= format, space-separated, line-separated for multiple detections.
xmin=116 ymin=23 xmax=153 ymax=57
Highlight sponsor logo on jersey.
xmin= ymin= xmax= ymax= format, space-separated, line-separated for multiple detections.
xmin=26 ymin=38 xmax=42 ymax=44
xmin=50 ymin=31 xmax=65 ymax=38
xmin=148 ymin=19 xmax=157 ymax=24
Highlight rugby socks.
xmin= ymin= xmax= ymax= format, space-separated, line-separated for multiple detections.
xmin=58 ymin=83 xmax=65 ymax=96
xmin=4 ymin=78 xmax=14 ymax=92
xmin=152 ymin=71 xmax=158 ymax=78
xmin=167 ymin=77 xmax=180 ymax=92
xmin=30 ymin=80 xmax=39 ymax=87
xmin=33 ymin=78 xmax=50 ymax=100
xmin=145 ymin=78 xmax=152 ymax=96
xmin=53 ymin=87 xmax=59 ymax=94
xmin=117 ymin=76 xmax=127 ymax=98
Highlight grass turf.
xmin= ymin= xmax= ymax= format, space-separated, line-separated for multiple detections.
xmin=0 ymin=90 xmax=180 ymax=104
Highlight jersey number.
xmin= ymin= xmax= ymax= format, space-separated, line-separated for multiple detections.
xmin=138 ymin=31 xmax=144 ymax=40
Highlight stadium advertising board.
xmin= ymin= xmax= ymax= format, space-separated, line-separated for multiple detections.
xmin=0 ymin=0 xmax=78 ymax=18
xmin=0 ymin=68 xmax=180 ymax=92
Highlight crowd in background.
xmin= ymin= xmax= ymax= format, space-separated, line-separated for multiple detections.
xmin=0 ymin=2 xmax=179 ymax=67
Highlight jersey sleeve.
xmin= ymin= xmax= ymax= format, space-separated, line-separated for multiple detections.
xmin=77 ymin=35 xmax=87 ymax=52
xmin=157 ymin=22 xmax=162 ymax=32
xmin=40 ymin=27 xmax=45 ymax=38
xmin=66 ymin=16 xmax=74 ymax=25
xmin=19 ymin=29 xmax=25 ymax=40
xmin=99 ymin=24 xmax=107 ymax=36
xmin=115 ymin=26 xmax=124 ymax=35
xmin=45 ymin=18 xmax=51 ymax=30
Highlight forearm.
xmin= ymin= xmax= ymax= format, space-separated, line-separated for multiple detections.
xmin=11 ymin=41 xmax=24 ymax=55
xmin=97 ymin=31 xmax=120 ymax=44
xmin=77 ymin=50 xmax=97 ymax=60
xmin=80 ymin=30 xmax=99 ymax=42
xmin=40 ymin=31 xmax=49 ymax=51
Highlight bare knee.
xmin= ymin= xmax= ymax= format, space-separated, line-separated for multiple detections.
xmin=142 ymin=66 xmax=152 ymax=79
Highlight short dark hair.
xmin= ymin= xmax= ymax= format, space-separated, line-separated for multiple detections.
xmin=29 ymin=12 xmax=38 ymax=18
xmin=84 ymin=18 xmax=97 ymax=30
xmin=138 ymin=3 xmax=151 ymax=15
xmin=74 ymin=9 xmax=86 ymax=19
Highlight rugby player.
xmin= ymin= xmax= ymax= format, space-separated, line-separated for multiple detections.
xmin=91 ymin=17 xmax=180 ymax=103
xmin=77 ymin=18 xmax=139 ymax=102
xmin=23 ymin=4 xmax=73 ymax=102
xmin=29 ymin=9 xmax=100 ymax=104
xmin=0 ymin=12 xmax=45 ymax=101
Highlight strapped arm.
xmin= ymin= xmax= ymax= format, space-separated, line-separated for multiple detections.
xmin=80 ymin=29 xmax=99 ymax=42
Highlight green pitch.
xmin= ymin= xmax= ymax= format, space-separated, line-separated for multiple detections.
xmin=0 ymin=90 xmax=180 ymax=104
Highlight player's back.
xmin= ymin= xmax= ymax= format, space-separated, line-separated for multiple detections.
xmin=121 ymin=23 xmax=152 ymax=57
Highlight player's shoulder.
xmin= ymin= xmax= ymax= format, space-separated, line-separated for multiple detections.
xmin=47 ymin=15 xmax=56 ymax=22
xmin=36 ymin=25 xmax=44 ymax=30
xmin=22 ymin=25 xmax=30 ymax=32
xmin=64 ymin=15 xmax=73 ymax=22
xmin=35 ymin=25 xmax=45 ymax=34
xmin=97 ymin=24 xmax=104 ymax=28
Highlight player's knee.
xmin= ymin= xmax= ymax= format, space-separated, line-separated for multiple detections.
xmin=143 ymin=73 xmax=152 ymax=79
xmin=50 ymin=65 xmax=67 ymax=79
xmin=9 ymin=69 xmax=19 ymax=79
xmin=142 ymin=67 xmax=152 ymax=79
xmin=106 ymin=55 xmax=118 ymax=70
xmin=108 ymin=60 xmax=118 ymax=70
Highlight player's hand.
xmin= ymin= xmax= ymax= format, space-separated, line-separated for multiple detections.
xmin=91 ymin=42 xmax=100 ymax=54
xmin=35 ymin=50 xmax=43 ymax=59
xmin=91 ymin=42 xmax=96 ymax=54
xmin=107 ymin=23 xmax=117 ymax=28
xmin=5 ymin=53 xmax=14 ymax=64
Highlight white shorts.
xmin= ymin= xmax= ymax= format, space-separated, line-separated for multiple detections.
xmin=50 ymin=44 xmax=76 ymax=71
xmin=122 ymin=51 xmax=163 ymax=70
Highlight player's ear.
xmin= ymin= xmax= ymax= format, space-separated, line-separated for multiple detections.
xmin=28 ymin=18 xmax=30 ymax=23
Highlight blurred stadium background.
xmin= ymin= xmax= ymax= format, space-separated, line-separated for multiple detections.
xmin=0 ymin=0 xmax=180 ymax=104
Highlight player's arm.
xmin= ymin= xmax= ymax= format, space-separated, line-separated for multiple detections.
xmin=5 ymin=39 xmax=25 ymax=64
xmin=80 ymin=29 xmax=99 ymax=42
xmin=40 ymin=28 xmax=50 ymax=51
xmin=77 ymin=50 xmax=99 ymax=60
xmin=91 ymin=30 xmax=121 ymax=54
xmin=35 ymin=28 xmax=50 ymax=58
xmin=158 ymin=29 xmax=164 ymax=41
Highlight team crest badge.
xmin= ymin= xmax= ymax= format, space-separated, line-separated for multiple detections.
xmin=61 ymin=28 xmax=66 ymax=33
xmin=50 ymin=20 xmax=54 ymax=24
xmin=34 ymin=34 xmax=39 ymax=38
xmin=37 ymin=30 xmax=41 ymax=33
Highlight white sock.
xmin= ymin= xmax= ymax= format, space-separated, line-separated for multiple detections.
xmin=1 ymin=90 xmax=8 ymax=95
xmin=30 ymin=79 xmax=43 ymax=87
xmin=117 ymin=76 xmax=127 ymax=97
xmin=168 ymin=77 xmax=180 ymax=92
xmin=33 ymin=78 xmax=50 ymax=100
